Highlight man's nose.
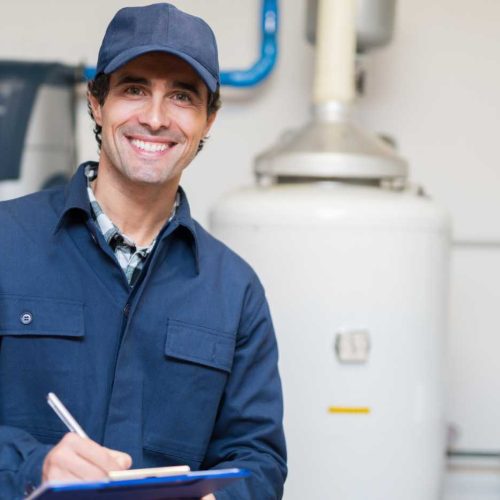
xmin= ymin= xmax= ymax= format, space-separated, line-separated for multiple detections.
xmin=138 ymin=96 xmax=170 ymax=131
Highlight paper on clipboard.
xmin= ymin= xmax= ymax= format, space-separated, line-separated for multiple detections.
xmin=26 ymin=468 xmax=250 ymax=499
xmin=107 ymin=464 xmax=190 ymax=480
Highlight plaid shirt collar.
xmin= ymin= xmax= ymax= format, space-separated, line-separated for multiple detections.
xmin=54 ymin=162 xmax=201 ymax=275
xmin=84 ymin=164 xmax=180 ymax=286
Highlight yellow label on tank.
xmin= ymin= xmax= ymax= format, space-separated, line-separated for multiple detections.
xmin=328 ymin=406 xmax=371 ymax=414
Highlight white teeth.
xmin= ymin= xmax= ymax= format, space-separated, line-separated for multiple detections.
xmin=130 ymin=139 xmax=168 ymax=152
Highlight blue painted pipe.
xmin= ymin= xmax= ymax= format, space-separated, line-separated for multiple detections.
xmin=83 ymin=66 xmax=96 ymax=81
xmin=83 ymin=0 xmax=279 ymax=87
xmin=220 ymin=0 xmax=278 ymax=87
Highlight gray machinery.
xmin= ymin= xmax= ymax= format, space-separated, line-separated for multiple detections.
xmin=0 ymin=62 xmax=77 ymax=200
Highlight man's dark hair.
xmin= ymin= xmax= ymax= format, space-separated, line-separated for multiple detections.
xmin=87 ymin=73 xmax=221 ymax=153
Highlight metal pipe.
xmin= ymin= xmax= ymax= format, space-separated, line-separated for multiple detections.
xmin=452 ymin=239 xmax=500 ymax=249
xmin=313 ymin=0 xmax=356 ymax=107
xmin=448 ymin=449 xmax=500 ymax=459
xmin=447 ymin=450 xmax=500 ymax=476
xmin=83 ymin=0 xmax=279 ymax=87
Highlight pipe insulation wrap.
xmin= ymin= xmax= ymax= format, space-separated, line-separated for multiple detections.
xmin=313 ymin=0 xmax=356 ymax=105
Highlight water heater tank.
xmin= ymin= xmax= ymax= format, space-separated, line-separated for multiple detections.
xmin=211 ymin=181 xmax=449 ymax=499
xmin=0 ymin=61 xmax=76 ymax=200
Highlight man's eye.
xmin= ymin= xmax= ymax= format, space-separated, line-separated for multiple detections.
xmin=125 ymin=86 xmax=144 ymax=96
xmin=172 ymin=92 xmax=192 ymax=103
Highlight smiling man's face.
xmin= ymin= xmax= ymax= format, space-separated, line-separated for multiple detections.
xmin=89 ymin=52 xmax=216 ymax=188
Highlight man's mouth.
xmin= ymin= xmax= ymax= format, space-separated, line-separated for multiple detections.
xmin=129 ymin=138 xmax=173 ymax=153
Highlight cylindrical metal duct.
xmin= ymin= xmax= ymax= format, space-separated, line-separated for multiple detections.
xmin=306 ymin=0 xmax=397 ymax=52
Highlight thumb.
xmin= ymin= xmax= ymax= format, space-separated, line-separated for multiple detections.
xmin=107 ymin=449 xmax=132 ymax=470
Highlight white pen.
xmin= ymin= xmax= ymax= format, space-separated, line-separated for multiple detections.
xmin=47 ymin=392 xmax=88 ymax=439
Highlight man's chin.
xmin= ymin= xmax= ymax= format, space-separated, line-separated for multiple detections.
xmin=127 ymin=169 xmax=177 ymax=186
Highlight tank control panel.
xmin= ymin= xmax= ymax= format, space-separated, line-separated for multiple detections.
xmin=334 ymin=329 xmax=370 ymax=363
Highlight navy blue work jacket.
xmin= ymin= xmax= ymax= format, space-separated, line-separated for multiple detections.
xmin=0 ymin=163 xmax=286 ymax=499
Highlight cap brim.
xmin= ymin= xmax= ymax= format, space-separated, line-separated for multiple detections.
xmin=103 ymin=45 xmax=218 ymax=92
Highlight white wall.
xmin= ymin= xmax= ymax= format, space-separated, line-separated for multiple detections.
xmin=1 ymin=0 xmax=499 ymax=497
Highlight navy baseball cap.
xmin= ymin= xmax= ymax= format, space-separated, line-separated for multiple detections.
xmin=96 ymin=3 xmax=220 ymax=92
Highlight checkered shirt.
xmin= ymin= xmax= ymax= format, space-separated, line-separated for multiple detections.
xmin=85 ymin=165 xmax=179 ymax=287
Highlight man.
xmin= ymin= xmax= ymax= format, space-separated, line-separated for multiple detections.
xmin=0 ymin=4 xmax=286 ymax=499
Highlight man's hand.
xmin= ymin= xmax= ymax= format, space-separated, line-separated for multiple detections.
xmin=201 ymin=495 xmax=215 ymax=500
xmin=42 ymin=433 xmax=132 ymax=482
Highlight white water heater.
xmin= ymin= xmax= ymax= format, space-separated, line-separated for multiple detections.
xmin=210 ymin=1 xmax=451 ymax=498
xmin=211 ymin=180 xmax=449 ymax=499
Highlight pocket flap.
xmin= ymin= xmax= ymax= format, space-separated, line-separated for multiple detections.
xmin=165 ymin=319 xmax=235 ymax=373
xmin=0 ymin=294 xmax=84 ymax=337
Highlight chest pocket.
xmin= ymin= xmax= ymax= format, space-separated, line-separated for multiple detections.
xmin=0 ymin=294 xmax=85 ymax=435
xmin=165 ymin=319 xmax=235 ymax=373
xmin=142 ymin=319 xmax=236 ymax=467
xmin=0 ymin=294 xmax=84 ymax=337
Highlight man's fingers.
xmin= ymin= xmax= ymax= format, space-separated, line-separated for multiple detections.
xmin=44 ymin=467 xmax=81 ymax=483
xmin=43 ymin=433 xmax=132 ymax=483
xmin=46 ymin=449 xmax=107 ymax=482
xmin=106 ymin=449 xmax=133 ymax=470
xmin=66 ymin=434 xmax=130 ymax=472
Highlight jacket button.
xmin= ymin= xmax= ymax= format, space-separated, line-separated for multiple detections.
xmin=20 ymin=312 xmax=33 ymax=325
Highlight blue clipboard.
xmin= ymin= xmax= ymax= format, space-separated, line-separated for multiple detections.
xmin=26 ymin=468 xmax=250 ymax=499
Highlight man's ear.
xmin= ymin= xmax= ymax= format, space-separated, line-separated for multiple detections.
xmin=203 ymin=111 xmax=217 ymax=137
xmin=88 ymin=91 xmax=103 ymax=126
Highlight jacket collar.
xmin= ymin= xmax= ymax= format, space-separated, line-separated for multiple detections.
xmin=165 ymin=185 xmax=201 ymax=274
xmin=54 ymin=162 xmax=201 ymax=273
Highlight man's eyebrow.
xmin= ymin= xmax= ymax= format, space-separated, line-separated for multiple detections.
xmin=114 ymin=75 xmax=149 ymax=86
xmin=113 ymin=75 xmax=204 ymax=97
xmin=172 ymin=80 xmax=202 ymax=98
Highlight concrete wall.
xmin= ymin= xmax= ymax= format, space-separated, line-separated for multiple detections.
xmin=1 ymin=0 xmax=499 ymax=497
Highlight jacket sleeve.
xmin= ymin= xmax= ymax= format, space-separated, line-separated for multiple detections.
xmin=0 ymin=426 xmax=52 ymax=499
xmin=202 ymin=278 xmax=287 ymax=500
